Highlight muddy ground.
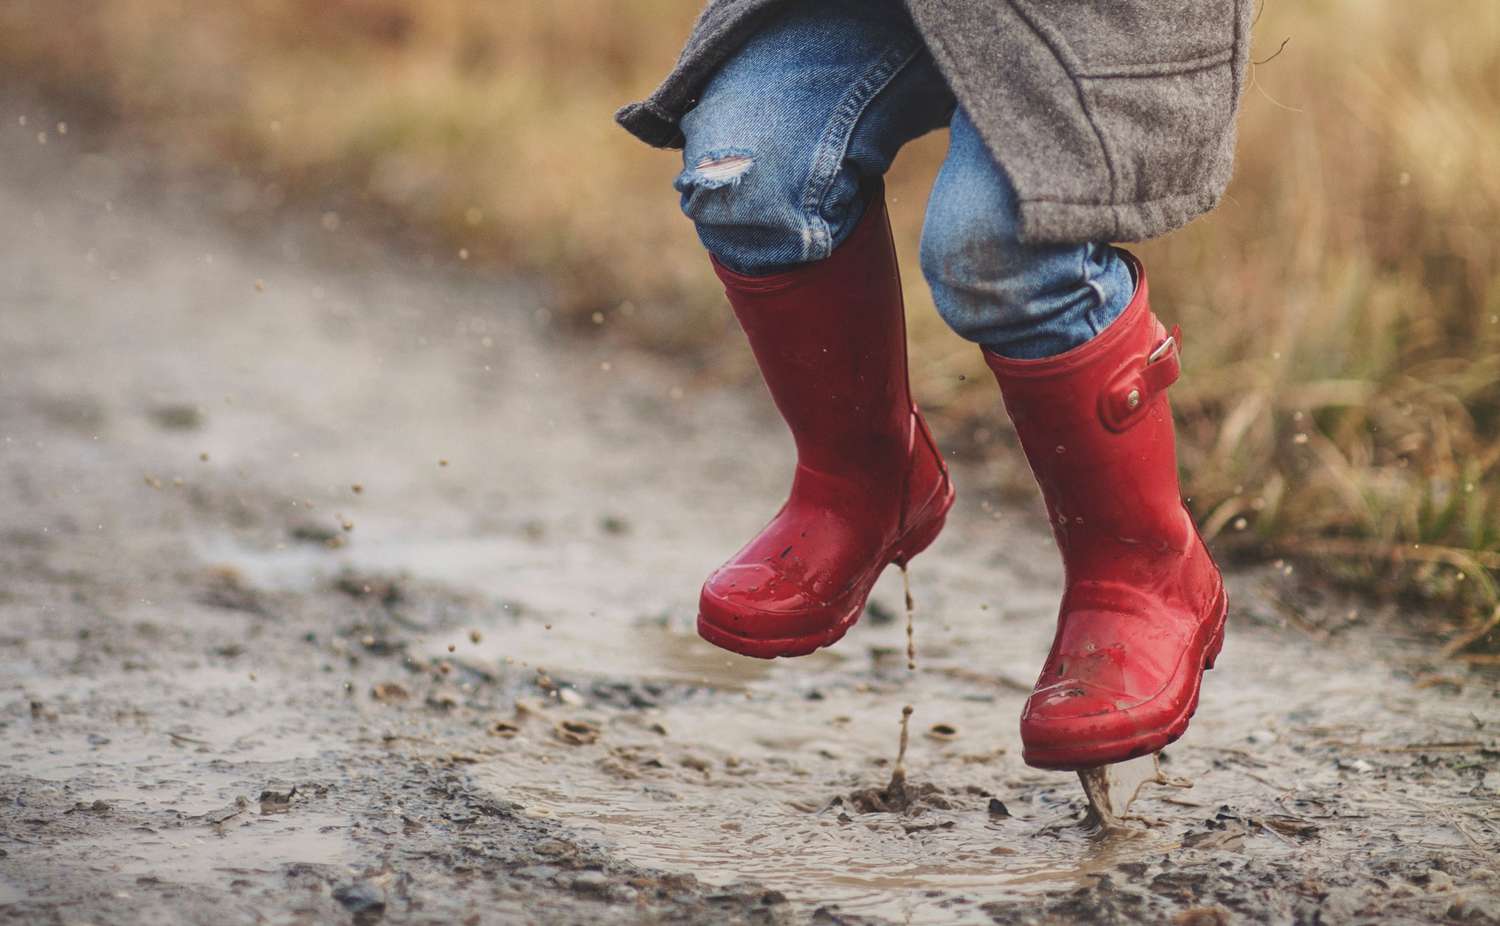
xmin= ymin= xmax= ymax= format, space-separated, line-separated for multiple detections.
xmin=2 ymin=108 xmax=1499 ymax=926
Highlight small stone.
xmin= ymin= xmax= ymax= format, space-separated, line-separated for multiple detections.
xmin=554 ymin=719 xmax=602 ymax=745
xmin=370 ymin=682 xmax=410 ymax=702
xmin=571 ymin=871 xmax=609 ymax=893
xmin=258 ymin=784 xmax=297 ymax=814
xmin=533 ymin=838 xmax=572 ymax=857
xmin=490 ymin=720 xmax=520 ymax=738
xmin=926 ymin=723 xmax=959 ymax=742
xmin=332 ymin=881 xmax=385 ymax=915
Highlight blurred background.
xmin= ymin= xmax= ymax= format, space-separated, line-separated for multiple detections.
xmin=2 ymin=0 xmax=1497 ymax=655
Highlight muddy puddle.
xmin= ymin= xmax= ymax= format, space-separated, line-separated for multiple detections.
xmin=3 ymin=128 xmax=1498 ymax=924
xmin=75 ymin=810 xmax=354 ymax=884
xmin=207 ymin=520 xmax=1500 ymax=923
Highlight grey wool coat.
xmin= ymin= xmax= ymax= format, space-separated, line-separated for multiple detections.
xmin=617 ymin=0 xmax=1255 ymax=244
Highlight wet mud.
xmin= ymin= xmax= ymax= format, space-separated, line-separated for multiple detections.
xmin=2 ymin=115 xmax=1499 ymax=925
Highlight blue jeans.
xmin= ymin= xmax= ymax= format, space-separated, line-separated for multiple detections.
xmin=673 ymin=0 xmax=1134 ymax=360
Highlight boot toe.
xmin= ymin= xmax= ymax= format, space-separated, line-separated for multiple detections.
xmin=699 ymin=564 xmax=852 ymax=641
xmin=1021 ymin=679 xmax=1169 ymax=750
xmin=702 ymin=563 xmax=815 ymax=612
xmin=1019 ymin=650 xmax=1202 ymax=768
xmin=1026 ymin=680 xmax=1146 ymax=723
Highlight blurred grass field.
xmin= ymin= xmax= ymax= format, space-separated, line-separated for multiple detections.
xmin=3 ymin=0 xmax=1498 ymax=654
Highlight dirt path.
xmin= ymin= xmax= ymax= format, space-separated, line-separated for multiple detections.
xmin=2 ymin=119 xmax=1498 ymax=926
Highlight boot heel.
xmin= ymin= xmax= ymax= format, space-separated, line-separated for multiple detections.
xmin=1202 ymin=588 xmax=1229 ymax=669
xmin=891 ymin=484 xmax=955 ymax=567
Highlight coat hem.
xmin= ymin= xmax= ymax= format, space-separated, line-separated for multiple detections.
xmin=1018 ymin=180 xmax=1228 ymax=245
xmin=616 ymin=101 xmax=686 ymax=150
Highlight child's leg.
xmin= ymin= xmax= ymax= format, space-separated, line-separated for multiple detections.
xmin=920 ymin=109 xmax=1226 ymax=770
xmin=675 ymin=0 xmax=958 ymax=659
xmin=675 ymin=0 xmax=952 ymax=275
xmin=919 ymin=107 xmax=1137 ymax=361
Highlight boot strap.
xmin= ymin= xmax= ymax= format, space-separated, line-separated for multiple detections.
xmin=1098 ymin=325 xmax=1182 ymax=432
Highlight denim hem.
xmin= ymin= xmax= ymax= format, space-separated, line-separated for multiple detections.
xmin=1083 ymin=245 xmax=1134 ymax=336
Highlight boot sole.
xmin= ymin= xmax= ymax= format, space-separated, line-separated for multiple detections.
xmin=1021 ymin=581 xmax=1229 ymax=771
xmin=696 ymin=482 xmax=956 ymax=660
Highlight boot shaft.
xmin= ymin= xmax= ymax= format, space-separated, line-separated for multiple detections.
xmin=983 ymin=255 xmax=1195 ymax=580
xmin=712 ymin=191 xmax=914 ymax=482
xmin=694 ymin=188 xmax=956 ymax=660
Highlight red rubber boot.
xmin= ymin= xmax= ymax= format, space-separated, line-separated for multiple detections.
xmin=982 ymin=254 xmax=1227 ymax=770
xmin=698 ymin=190 xmax=954 ymax=659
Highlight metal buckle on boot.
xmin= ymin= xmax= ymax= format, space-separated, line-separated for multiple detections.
xmin=1098 ymin=326 xmax=1182 ymax=432
xmin=1148 ymin=335 xmax=1176 ymax=365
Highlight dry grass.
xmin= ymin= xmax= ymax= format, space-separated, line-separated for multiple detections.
xmin=3 ymin=0 xmax=1498 ymax=650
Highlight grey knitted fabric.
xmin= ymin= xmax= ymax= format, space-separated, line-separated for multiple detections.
xmin=616 ymin=0 xmax=1254 ymax=244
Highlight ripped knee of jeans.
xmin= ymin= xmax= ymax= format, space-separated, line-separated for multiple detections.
xmin=685 ymin=149 xmax=754 ymax=189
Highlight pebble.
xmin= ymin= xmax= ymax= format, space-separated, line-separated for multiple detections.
xmin=571 ymin=871 xmax=609 ymax=893
xmin=926 ymin=723 xmax=959 ymax=742
xmin=332 ymin=881 xmax=384 ymax=915
xmin=554 ymin=719 xmax=601 ymax=745
xmin=370 ymin=681 xmax=410 ymax=702
xmin=533 ymin=839 xmax=572 ymax=857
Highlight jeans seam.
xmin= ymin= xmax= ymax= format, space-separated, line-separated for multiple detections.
xmin=798 ymin=42 xmax=924 ymax=261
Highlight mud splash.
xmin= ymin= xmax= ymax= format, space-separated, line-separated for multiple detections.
xmin=901 ymin=563 xmax=916 ymax=670
xmin=1076 ymin=754 xmax=1187 ymax=829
